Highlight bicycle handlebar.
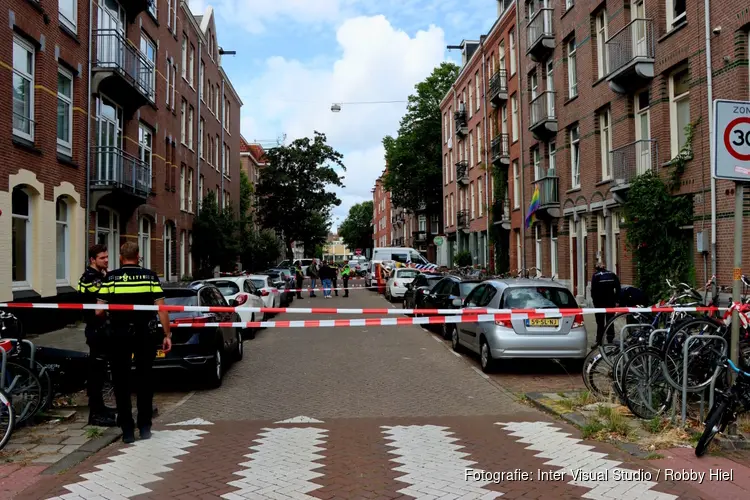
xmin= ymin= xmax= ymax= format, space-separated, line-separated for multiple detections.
xmin=725 ymin=358 xmax=750 ymax=378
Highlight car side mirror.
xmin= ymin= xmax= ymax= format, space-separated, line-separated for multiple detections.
xmin=452 ymin=298 xmax=463 ymax=307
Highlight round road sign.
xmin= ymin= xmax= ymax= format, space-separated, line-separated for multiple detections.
xmin=723 ymin=116 xmax=750 ymax=162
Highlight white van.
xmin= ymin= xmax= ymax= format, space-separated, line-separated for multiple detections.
xmin=364 ymin=247 xmax=433 ymax=288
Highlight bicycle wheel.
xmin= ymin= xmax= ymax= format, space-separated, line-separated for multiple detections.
xmin=31 ymin=361 xmax=53 ymax=412
xmin=3 ymin=362 xmax=43 ymax=424
xmin=583 ymin=345 xmax=620 ymax=398
xmin=613 ymin=344 xmax=648 ymax=400
xmin=0 ymin=388 xmax=14 ymax=450
xmin=663 ymin=318 xmax=725 ymax=392
xmin=621 ymin=348 xmax=673 ymax=419
xmin=695 ymin=398 xmax=729 ymax=457
xmin=600 ymin=313 xmax=654 ymax=365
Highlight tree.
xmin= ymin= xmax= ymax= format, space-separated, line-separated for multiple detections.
xmin=300 ymin=211 xmax=332 ymax=258
xmin=242 ymin=229 xmax=282 ymax=271
xmin=191 ymin=191 xmax=239 ymax=277
xmin=383 ymin=62 xmax=460 ymax=211
xmin=339 ymin=201 xmax=373 ymax=252
xmin=255 ymin=132 xmax=345 ymax=258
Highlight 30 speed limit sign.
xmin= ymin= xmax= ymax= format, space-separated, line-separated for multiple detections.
xmin=714 ymin=100 xmax=750 ymax=180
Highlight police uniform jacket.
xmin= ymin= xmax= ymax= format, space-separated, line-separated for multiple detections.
xmin=78 ymin=266 xmax=106 ymax=335
xmin=96 ymin=265 xmax=165 ymax=328
xmin=591 ymin=269 xmax=622 ymax=308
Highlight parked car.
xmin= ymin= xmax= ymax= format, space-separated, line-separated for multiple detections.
xmin=201 ymin=277 xmax=265 ymax=338
xmin=385 ymin=268 xmax=421 ymax=302
xmin=155 ymin=283 xmax=243 ymax=388
xmin=420 ymin=275 xmax=481 ymax=337
xmin=261 ymin=271 xmax=294 ymax=306
xmin=248 ymin=275 xmax=282 ymax=310
xmin=293 ymin=259 xmax=314 ymax=275
xmin=453 ymin=279 xmax=587 ymax=373
xmin=403 ymin=273 xmax=444 ymax=310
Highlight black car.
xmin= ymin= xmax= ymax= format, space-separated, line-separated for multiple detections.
xmin=420 ymin=275 xmax=482 ymax=339
xmin=155 ymin=282 xmax=243 ymax=388
xmin=403 ymin=273 xmax=444 ymax=310
xmin=261 ymin=270 xmax=294 ymax=305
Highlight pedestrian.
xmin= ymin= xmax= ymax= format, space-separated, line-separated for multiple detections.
xmin=331 ymin=261 xmax=339 ymax=296
xmin=307 ymin=259 xmax=319 ymax=297
xmin=294 ymin=263 xmax=305 ymax=299
xmin=77 ymin=244 xmax=117 ymax=427
xmin=341 ymin=263 xmax=351 ymax=298
xmin=320 ymin=261 xmax=333 ymax=298
xmin=590 ymin=260 xmax=622 ymax=348
xmin=96 ymin=242 xmax=172 ymax=444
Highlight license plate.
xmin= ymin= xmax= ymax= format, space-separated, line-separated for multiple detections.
xmin=526 ymin=318 xmax=559 ymax=327
xmin=132 ymin=350 xmax=166 ymax=359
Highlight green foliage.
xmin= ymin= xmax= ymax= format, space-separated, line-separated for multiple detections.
xmin=453 ymin=250 xmax=472 ymax=267
xmin=383 ymin=62 xmax=460 ymax=211
xmin=490 ymin=163 xmax=510 ymax=274
xmin=241 ymin=229 xmax=282 ymax=271
xmin=338 ymin=201 xmax=374 ymax=252
xmin=239 ymin=169 xmax=254 ymax=220
xmin=301 ymin=212 xmax=331 ymax=258
xmin=623 ymin=171 xmax=693 ymax=302
xmin=667 ymin=118 xmax=701 ymax=189
xmin=191 ymin=190 xmax=239 ymax=278
xmin=255 ymin=132 xmax=345 ymax=258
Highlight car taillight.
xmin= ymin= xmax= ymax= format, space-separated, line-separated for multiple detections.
xmin=174 ymin=316 xmax=211 ymax=325
xmin=572 ymin=314 xmax=584 ymax=328
xmin=235 ymin=294 xmax=248 ymax=305
xmin=394 ymin=281 xmax=399 ymax=287
xmin=495 ymin=318 xmax=512 ymax=327
xmin=261 ymin=289 xmax=269 ymax=296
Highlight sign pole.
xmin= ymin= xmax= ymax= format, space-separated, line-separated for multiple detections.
xmin=728 ymin=181 xmax=743 ymax=436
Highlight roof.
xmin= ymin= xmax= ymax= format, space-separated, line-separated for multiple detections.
xmin=239 ymin=137 xmax=268 ymax=164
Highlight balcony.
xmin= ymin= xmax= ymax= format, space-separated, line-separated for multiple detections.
xmin=531 ymin=175 xmax=560 ymax=218
xmin=488 ymin=69 xmax=508 ymax=107
xmin=91 ymin=146 xmax=151 ymax=206
xmin=92 ymin=29 xmax=155 ymax=113
xmin=454 ymin=109 xmax=468 ymax=137
xmin=391 ymin=213 xmax=403 ymax=226
xmin=492 ymin=198 xmax=511 ymax=230
xmin=455 ymin=161 xmax=469 ymax=185
xmin=609 ymin=140 xmax=659 ymax=200
xmin=606 ymin=19 xmax=655 ymax=94
xmin=491 ymin=134 xmax=510 ymax=165
xmin=526 ymin=8 xmax=554 ymax=62
xmin=529 ymin=91 xmax=557 ymax=140
xmin=413 ymin=231 xmax=428 ymax=243
xmin=416 ymin=200 xmax=427 ymax=212
xmin=392 ymin=237 xmax=404 ymax=247
xmin=456 ymin=210 xmax=470 ymax=232
xmin=122 ymin=0 xmax=154 ymax=22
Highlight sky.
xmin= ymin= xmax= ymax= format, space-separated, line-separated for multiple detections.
xmin=189 ymin=0 xmax=499 ymax=232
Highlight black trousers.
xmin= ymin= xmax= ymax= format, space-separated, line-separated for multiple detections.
xmin=595 ymin=312 xmax=615 ymax=344
xmin=296 ymin=278 xmax=304 ymax=298
xmin=85 ymin=327 xmax=109 ymax=415
xmin=342 ymin=277 xmax=349 ymax=296
xmin=109 ymin=327 xmax=157 ymax=432
xmin=332 ymin=277 xmax=338 ymax=296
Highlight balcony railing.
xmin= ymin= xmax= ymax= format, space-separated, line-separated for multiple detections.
xmin=532 ymin=175 xmax=559 ymax=208
xmin=454 ymin=109 xmax=468 ymax=136
xmin=455 ymin=161 xmax=469 ymax=185
xmin=92 ymin=146 xmax=151 ymax=196
xmin=413 ymin=231 xmax=427 ymax=242
xmin=488 ymin=69 xmax=508 ymax=106
xmin=457 ymin=210 xmax=470 ymax=230
xmin=491 ymin=134 xmax=510 ymax=164
xmin=606 ymin=18 xmax=655 ymax=91
xmin=526 ymin=8 xmax=554 ymax=59
xmin=529 ymin=91 xmax=555 ymax=128
xmin=610 ymin=139 xmax=659 ymax=189
xmin=94 ymin=29 xmax=155 ymax=101
xmin=417 ymin=200 xmax=427 ymax=211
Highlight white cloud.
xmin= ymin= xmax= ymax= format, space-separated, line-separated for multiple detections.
xmin=204 ymin=0 xmax=343 ymax=34
xmin=237 ymin=15 xmax=447 ymax=232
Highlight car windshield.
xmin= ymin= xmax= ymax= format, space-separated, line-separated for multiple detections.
xmin=164 ymin=294 xmax=198 ymax=306
xmin=427 ymin=277 xmax=443 ymax=289
xmin=460 ymin=283 xmax=480 ymax=296
xmin=301 ymin=259 xmax=313 ymax=265
xmin=396 ymin=269 xmax=420 ymax=279
xmin=503 ymin=286 xmax=578 ymax=309
xmin=251 ymin=279 xmax=267 ymax=289
xmin=209 ymin=281 xmax=240 ymax=296
xmin=278 ymin=260 xmax=291 ymax=267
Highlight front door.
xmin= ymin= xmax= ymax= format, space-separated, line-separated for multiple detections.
xmin=96 ymin=97 xmax=123 ymax=183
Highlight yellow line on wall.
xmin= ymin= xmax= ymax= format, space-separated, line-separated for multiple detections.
xmin=73 ymin=107 xmax=88 ymax=115
xmin=0 ymin=60 xmax=11 ymax=71
xmin=34 ymin=84 xmax=57 ymax=98
xmin=123 ymin=234 xmax=139 ymax=239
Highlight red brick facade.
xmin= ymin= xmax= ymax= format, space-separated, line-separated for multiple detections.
xmin=372 ymin=169 xmax=392 ymax=248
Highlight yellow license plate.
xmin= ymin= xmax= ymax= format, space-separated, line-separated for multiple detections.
xmin=132 ymin=350 xmax=166 ymax=359
xmin=528 ymin=318 xmax=559 ymax=327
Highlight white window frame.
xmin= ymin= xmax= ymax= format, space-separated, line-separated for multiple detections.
xmin=180 ymin=100 xmax=186 ymax=144
xmin=167 ymin=0 xmax=173 ymax=30
xmin=189 ymin=43 xmax=195 ymax=87
xmin=12 ymin=36 xmax=35 ymax=142
xmin=181 ymin=36 xmax=187 ymax=79
xmin=666 ymin=0 xmax=687 ymax=30
xmin=199 ymin=175 xmax=204 ymax=203
xmin=565 ymin=0 xmax=574 ymax=10
xmin=187 ymin=168 xmax=194 ymax=213
xmin=567 ymin=38 xmax=578 ymax=98
xmin=470 ymin=182 xmax=475 ymax=219
xmin=469 ymin=131 xmax=474 ymax=166
xmin=535 ymin=225 xmax=542 ymax=276
xmin=548 ymin=140 xmax=556 ymax=173
xmin=59 ymin=0 xmax=77 ymax=32
xmin=596 ymin=10 xmax=608 ymax=79
xmin=516 ymin=231 xmax=522 ymax=271
xmin=550 ymin=223 xmax=558 ymax=278
xmin=501 ymin=104 xmax=508 ymax=135
xmin=180 ymin=231 xmax=186 ymax=277
xmin=199 ymin=118 xmax=205 ymax=158
xmin=511 ymin=95 xmax=519 ymax=142
xmin=599 ymin=109 xmax=612 ymax=180
xmin=468 ymin=81 xmax=473 ymax=119
xmin=478 ymin=178 xmax=483 ymax=216
xmin=512 ymin=160 xmax=520 ymax=208
xmin=148 ymin=0 xmax=157 ymax=18
xmin=56 ymin=197 xmax=69 ymax=285
xmin=475 ymin=71 xmax=480 ymax=111
xmin=138 ymin=122 xmax=153 ymax=189
xmin=165 ymin=58 xmax=171 ymax=107
xmin=12 ymin=187 xmax=33 ymax=290
xmin=669 ymin=64 xmax=690 ymax=158
xmin=57 ymin=67 xmax=73 ymax=156
xmin=570 ymin=125 xmax=581 ymax=188
xmin=180 ymin=165 xmax=186 ymax=210
xmin=509 ymin=30 xmax=516 ymax=76
xmin=215 ymin=135 xmax=220 ymax=170
xmin=499 ymin=41 xmax=506 ymax=72
xmin=140 ymin=35 xmax=156 ymax=102
xmin=188 ymin=106 xmax=194 ymax=149
xmin=533 ymin=147 xmax=542 ymax=181
xmin=200 ymin=60 xmax=205 ymax=101
xmin=476 ymin=125 xmax=482 ymax=164
xmin=418 ymin=215 xmax=427 ymax=232
xmin=139 ymin=217 xmax=151 ymax=269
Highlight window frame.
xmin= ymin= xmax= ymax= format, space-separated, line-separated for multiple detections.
xmin=180 ymin=99 xmax=186 ymax=144
xmin=550 ymin=223 xmax=558 ymax=278
xmin=199 ymin=118 xmax=205 ymax=158
xmin=55 ymin=197 xmax=69 ymax=285
xmin=595 ymin=10 xmax=608 ymax=79
xmin=12 ymin=36 xmax=35 ymax=142
xmin=138 ymin=122 xmax=153 ymax=189
xmin=599 ymin=108 xmax=612 ymax=180
xmin=140 ymin=34 xmax=156 ymax=102
xmin=57 ymin=67 xmax=74 ymax=156
xmin=548 ymin=140 xmax=556 ymax=173
xmin=200 ymin=60 xmax=205 ymax=101
xmin=669 ymin=64 xmax=691 ymax=158
xmin=187 ymin=167 xmax=194 ymax=213
xmin=181 ymin=36 xmax=187 ymax=79
xmin=478 ymin=178 xmax=484 ymax=217
xmin=188 ymin=105 xmax=194 ymax=149
xmin=59 ymin=0 xmax=78 ymax=33
xmin=511 ymin=95 xmax=519 ymax=142
xmin=532 ymin=146 xmax=542 ymax=181
xmin=512 ymin=160 xmax=520 ymax=209
xmin=509 ymin=30 xmax=516 ymax=76
xmin=666 ymin=0 xmax=687 ymax=30
xmin=12 ymin=187 xmax=33 ymax=290
xmin=189 ymin=43 xmax=195 ymax=87
xmin=180 ymin=165 xmax=186 ymax=211
xmin=535 ymin=224 xmax=542 ymax=276
xmin=139 ymin=217 xmax=151 ymax=269
xmin=567 ymin=37 xmax=578 ymax=98
xmin=570 ymin=125 xmax=581 ymax=188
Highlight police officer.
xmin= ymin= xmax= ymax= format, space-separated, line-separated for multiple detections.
xmin=294 ymin=263 xmax=305 ymax=299
xmin=96 ymin=242 xmax=172 ymax=444
xmin=590 ymin=261 xmax=622 ymax=347
xmin=78 ymin=244 xmax=116 ymax=427
xmin=341 ymin=263 xmax=351 ymax=298
xmin=331 ymin=261 xmax=339 ymax=296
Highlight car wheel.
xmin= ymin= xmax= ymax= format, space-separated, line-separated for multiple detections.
xmin=385 ymin=287 xmax=392 ymax=302
xmin=207 ymin=346 xmax=223 ymax=388
xmin=235 ymin=330 xmax=244 ymax=361
xmin=451 ymin=326 xmax=462 ymax=352
xmin=442 ymin=323 xmax=453 ymax=340
xmin=480 ymin=338 xmax=495 ymax=373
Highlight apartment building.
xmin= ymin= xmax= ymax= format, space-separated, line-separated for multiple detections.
xmin=239 ymin=136 xmax=267 ymax=228
xmin=518 ymin=0 xmax=750 ymax=301
xmin=1 ymin=0 xmax=241 ymax=324
xmin=440 ymin=0 xmax=520 ymax=270
xmin=372 ymin=170 xmax=392 ymax=248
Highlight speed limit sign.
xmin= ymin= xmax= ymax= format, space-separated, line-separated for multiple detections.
xmin=714 ymin=100 xmax=750 ymax=180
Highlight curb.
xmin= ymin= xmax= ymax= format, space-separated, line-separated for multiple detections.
xmin=42 ymin=427 xmax=122 ymax=475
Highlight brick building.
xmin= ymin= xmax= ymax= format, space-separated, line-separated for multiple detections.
xmin=1 ymin=1 xmax=241 ymax=318
xmin=440 ymin=0 xmax=520 ymax=270
xmin=239 ymin=136 xmax=267 ymax=229
xmin=517 ymin=0 xmax=750 ymax=302
xmin=372 ymin=169 xmax=392 ymax=248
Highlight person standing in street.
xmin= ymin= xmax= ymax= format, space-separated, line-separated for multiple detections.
xmin=331 ymin=262 xmax=339 ymax=296
xmin=590 ymin=261 xmax=622 ymax=348
xmin=307 ymin=259 xmax=319 ymax=297
xmin=320 ymin=261 xmax=333 ymax=298
xmin=77 ymin=244 xmax=117 ymax=427
xmin=294 ymin=263 xmax=305 ymax=299
xmin=341 ymin=263 xmax=351 ymax=297
xmin=96 ymin=242 xmax=172 ymax=444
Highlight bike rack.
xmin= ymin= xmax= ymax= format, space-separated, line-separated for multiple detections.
xmin=619 ymin=323 xmax=654 ymax=350
xmin=647 ymin=329 xmax=669 ymax=347
xmin=681 ymin=334 xmax=728 ymax=424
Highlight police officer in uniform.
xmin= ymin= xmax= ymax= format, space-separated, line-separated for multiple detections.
xmin=96 ymin=242 xmax=172 ymax=443
xmin=590 ymin=261 xmax=622 ymax=347
xmin=294 ymin=263 xmax=305 ymax=299
xmin=331 ymin=262 xmax=339 ymax=296
xmin=77 ymin=244 xmax=116 ymax=427
xmin=341 ymin=264 xmax=351 ymax=298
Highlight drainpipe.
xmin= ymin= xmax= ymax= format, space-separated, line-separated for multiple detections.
xmin=452 ymin=86 xmax=458 ymax=256
xmin=515 ymin=0 xmax=526 ymax=270
xmin=481 ymin=48 xmax=490 ymax=269
xmin=85 ymin=0 xmax=93 ymax=256
xmin=196 ymin=40 xmax=201 ymax=215
xmin=705 ymin=0 xmax=716 ymax=296
xmin=220 ymin=78 xmax=225 ymax=208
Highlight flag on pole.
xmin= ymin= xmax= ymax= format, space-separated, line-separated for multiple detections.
xmin=525 ymin=184 xmax=540 ymax=228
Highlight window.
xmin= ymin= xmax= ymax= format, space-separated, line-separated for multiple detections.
xmin=12 ymin=187 xmax=32 ymax=288
xmin=172 ymin=0 xmax=177 ymax=30
xmin=180 ymin=100 xmax=186 ymax=144
xmin=148 ymin=0 xmax=157 ymax=18
xmin=595 ymin=10 xmax=608 ymax=78
xmin=509 ymin=30 xmax=516 ymax=75
xmin=418 ymin=215 xmax=427 ymax=232
xmin=666 ymin=0 xmax=686 ymax=29
xmin=469 ymin=132 xmax=474 ymax=166
xmin=226 ymin=146 xmax=231 ymax=176
xmin=59 ymin=0 xmax=77 ymax=32
xmin=535 ymin=225 xmax=542 ymax=276
xmin=199 ymin=175 xmax=204 ymax=202
xmin=199 ymin=118 xmax=205 ymax=158
xmin=475 ymin=71 xmax=480 ymax=111
xmin=215 ymin=135 xmax=220 ymax=169
xmin=450 ymin=193 xmax=455 ymax=226
xmin=165 ymin=59 xmax=171 ymax=107
xmin=468 ymin=81 xmax=473 ymax=118
xmin=215 ymin=86 xmax=220 ymax=116
xmin=599 ymin=109 xmax=612 ymax=180
xmin=181 ymin=36 xmax=187 ymax=79
xmin=189 ymin=44 xmax=195 ymax=86
xmin=550 ymin=223 xmax=558 ymax=278
xmin=515 ymin=231 xmax=522 ymax=271
xmin=171 ymin=62 xmax=177 ymax=110
xmin=470 ymin=182 xmax=475 ymax=219
xmin=567 ymin=38 xmax=578 ymax=98
xmin=167 ymin=0 xmax=173 ymax=29
xmin=140 ymin=35 xmax=156 ymax=101
xmin=431 ymin=214 xmax=439 ymax=234
xmin=501 ymin=104 xmax=508 ymax=135
xmin=225 ymin=100 xmax=230 ymax=132
xmin=188 ymin=168 xmax=194 ymax=212
xmin=548 ymin=140 xmax=556 ymax=173
xmin=670 ymin=64 xmax=690 ymax=157
xmin=530 ymin=71 xmax=538 ymax=100
xmin=476 ymin=125 xmax=482 ymax=164
xmin=532 ymin=147 xmax=542 ymax=181
xmin=565 ymin=0 xmax=574 ymax=10
xmin=138 ymin=123 xmax=153 ymax=189
xmin=443 ymin=113 xmax=448 ymax=142
xmin=511 ymin=95 xmax=518 ymax=142
xmin=207 ymin=79 xmax=212 ymax=110
xmin=478 ymin=178 xmax=484 ymax=216
xmin=188 ymin=106 xmax=194 ymax=149
xmin=139 ymin=218 xmax=151 ymax=269
xmin=56 ymin=197 xmax=69 ymax=284
xmin=499 ymin=41 xmax=506 ymax=72
xmin=57 ymin=68 xmax=73 ymax=156
xmin=180 ymin=231 xmax=186 ymax=277
xmin=570 ymin=125 xmax=581 ymax=188
xmin=512 ymin=160 xmax=520 ymax=208
xmin=180 ymin=165 xmax=186 ymax=210
xmin=13 ymin=37 xmax=35 ymax=141
xmin=200 ymin=60 xmax=205 ymax=100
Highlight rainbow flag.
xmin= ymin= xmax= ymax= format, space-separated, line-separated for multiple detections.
xmin=525 ymin=184 xmax=540 ymax=228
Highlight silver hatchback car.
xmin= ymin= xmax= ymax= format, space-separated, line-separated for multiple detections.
xmin=450 ymin=279 xmax=588 ymax=372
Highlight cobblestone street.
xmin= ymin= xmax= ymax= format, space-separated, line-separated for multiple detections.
xmin=11 ymin=290 xmax=750 ymax=499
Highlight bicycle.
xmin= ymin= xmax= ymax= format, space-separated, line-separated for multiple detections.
xmin=0 ymin=385 xmax=15 ymax=451
xmin=0 ymin=339 xmax=45 ymax=425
